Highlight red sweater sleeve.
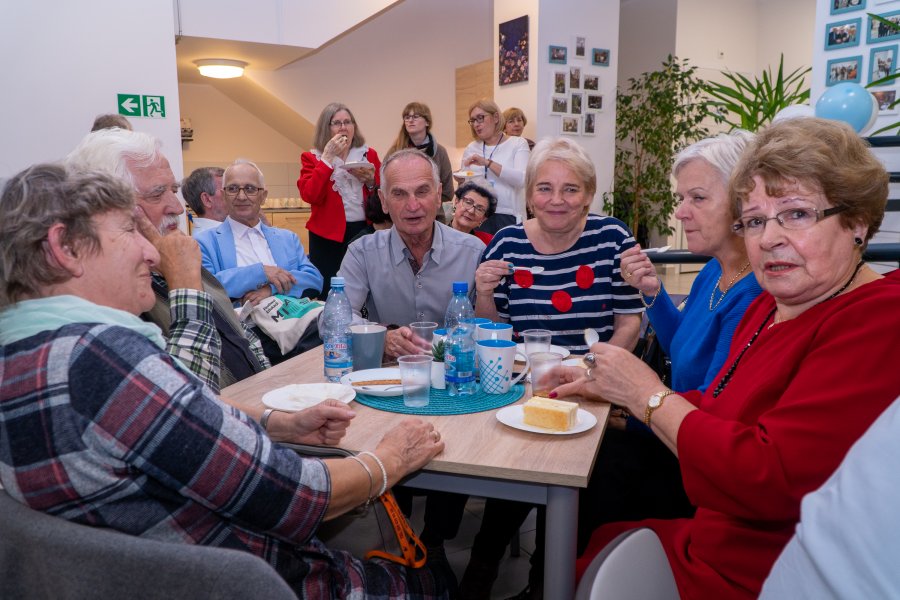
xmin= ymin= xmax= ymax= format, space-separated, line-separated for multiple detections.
xmin=677 ymin=282 xmax=900 ymax=522
xmin=297 ymin=151 xmax=334 ymax=206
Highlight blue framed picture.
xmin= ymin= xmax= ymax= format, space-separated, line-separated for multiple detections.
xmin=549 ymin=45 xmax=567 ymax=65
xmin=825 ymin=18 xmax=861 ymax=50
xmin=868 ymin=10 xmax=900 ymax=44
xmin=831 ymin=0 xmax=865 ymax=16
xmin=591 ymin=48 xmax=610 ymax=66
xmin=869 ymin=44 xmax=898 ymax=85
xmin=826 ymin=55 xmax=862 ymax=86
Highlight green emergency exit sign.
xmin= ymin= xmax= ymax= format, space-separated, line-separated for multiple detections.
xmin=117 ymin=94 xmax=166 ymax=118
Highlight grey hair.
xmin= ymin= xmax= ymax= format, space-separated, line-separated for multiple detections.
xmin=525 ymin=137 xmax=597 ymax=207
xmin=673 ymin=130 xmax=755 ymax=185
xmin=379 ymin=148 xmax=441 ymax=192
xmin=0 ymin=164 xmax=134 ymax=307
xmin=182 ymin=166 xmax=224 ymax=216
xmin=224 ymin=159 xmax=266 ymax=188
xmin=312 ymin=102 xmax=366 ymax=151
xmin=64 ymin=128 xmax=163 ymax=190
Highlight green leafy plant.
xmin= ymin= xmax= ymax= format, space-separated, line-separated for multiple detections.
xmin=703 ymin=54 xmax=811 ymax=132
xmin=431 ymin=339 xmax=445 ymax=362
xmin=603 ymin=55 xmax=717 ymax=238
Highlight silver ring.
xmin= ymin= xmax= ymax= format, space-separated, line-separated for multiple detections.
xmin=583 ymin=353 xmax=596 ymax=368
xmin=585 ymin=367 xmax=595 ymax=382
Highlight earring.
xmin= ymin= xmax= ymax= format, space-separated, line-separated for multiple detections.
xmin=854 ymin=237 xmax=863 ymax=246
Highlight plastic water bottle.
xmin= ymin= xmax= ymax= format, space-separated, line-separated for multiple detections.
xmin=322 ymin=276 xmax=353 ymax=382
xmin=444 ymin=281 xmax=477 ymax=396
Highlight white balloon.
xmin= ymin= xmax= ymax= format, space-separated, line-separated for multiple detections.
xmin=773 ymin=104 xmax=815 ymax=123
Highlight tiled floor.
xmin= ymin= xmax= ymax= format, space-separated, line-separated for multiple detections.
xmin=320 ymin=496 xmax=537 ymax=599
xmin=320 ymin=267 xmax=699 ymax=598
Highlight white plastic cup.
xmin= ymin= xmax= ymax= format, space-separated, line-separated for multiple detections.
xmin=529 ymin=351 xmax=564 ymax=397
xmin=522 ymin=329 xmax=552 ymax=357
xmin=398 ymin=355 xmax=433 ymax=407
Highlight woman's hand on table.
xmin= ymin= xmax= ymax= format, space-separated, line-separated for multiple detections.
xmin=267 ymin=399 xmax=356 ymax=446
xmin=376 ymin=418 xmax=444 ymax=484
xmin=475 ymin=260 xmax=511 ymax=295
xmin=384 ymin=327 xmax=427 ymax=358
xmin=550 ymin=343 xmax=665 ymax=417
xmin=620 ymin=246 xmax=660 ymax=296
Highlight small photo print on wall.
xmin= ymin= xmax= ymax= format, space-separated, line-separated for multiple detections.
xmin=869 ymin=44 xmax=898 ymax=85
xmin=561 ymin=116 xmax=580 ymax=135
xmin=549 ymin=45 xmax=567 ymax=64
xmin=872 ymin=89 xmax=897 ymax=112
xmin=551 ymin=96 xmax=569 ymax=114
xmin=825 ymin=18 xmax=861 ymax=50
xmin=583 ymin=113 xmax=597 ymax=136
xmin=868 ymin=11 xmax=900 ymax=44
xmin=831 ymin=0 xmax=865 ymax=15
xmin=826 ymin=55 xmax=862 ymax=85
xmin=571 ymin=92 xmax=584 ymax=115
xmin=569 ymin=66 xmax=582 ymax=89
xmin=575 ymin=36 xmax=586 ymax=58
xmin=592 ymin=48 xmax=610 ymax=66
xmin=584 ymin=74 xmax=599 ymax=90
xmin=554 ymin=71 xmax=568 ymax=94
xmin=587 ymin=94 xmax=604 ymax=110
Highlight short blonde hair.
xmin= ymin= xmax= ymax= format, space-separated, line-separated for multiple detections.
xmin=468 ymin=99 xmax=504 ymax=140
xmin=503 ymin=107 xmax=527 ymax=127
xmin=525 ymin=138 xmax=596 ymax=212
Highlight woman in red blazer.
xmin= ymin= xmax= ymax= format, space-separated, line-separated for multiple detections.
xmin=298 ymin=103 xmax=380 ymax=298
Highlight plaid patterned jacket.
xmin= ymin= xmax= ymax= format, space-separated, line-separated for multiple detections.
xmin=0 ymin=323 xmax=446 ymax=599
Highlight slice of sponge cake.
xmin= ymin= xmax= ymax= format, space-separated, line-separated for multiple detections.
xmin=523 ymin=397 xmax=578 ymax=431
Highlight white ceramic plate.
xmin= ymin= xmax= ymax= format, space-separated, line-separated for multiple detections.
xmin=262 ymin=383 xmax=355 ymax=412
xmin=339 ymin=161 xmax=374 ymax=170
xmin=516 ymin=344 xmax=571 ymax=359
xmin=453 ymin=169 xmax=479 ymax=178
xmin=496 ymin=405 xmax=597 ymax=435
xmin=340 ymin=368 xmax=404 ymax=397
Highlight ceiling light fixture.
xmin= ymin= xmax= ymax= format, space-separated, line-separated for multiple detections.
xmin=194 ymin=59 xmax=248 ymax=79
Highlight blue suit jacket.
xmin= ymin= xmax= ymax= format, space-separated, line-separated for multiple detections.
xmin=196 ymin=219 xmax=323 ymax=301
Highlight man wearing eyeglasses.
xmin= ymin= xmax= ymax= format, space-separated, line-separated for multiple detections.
xmin=65 ymin=129 xmax=272 ymax=394
xmin=195 ymin=160 xmax=323 ymax=306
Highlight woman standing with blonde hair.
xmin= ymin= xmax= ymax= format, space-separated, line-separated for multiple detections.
xmin=386 ymin=101 xmax=454 ymax=205
xmin=298 ymin=102 xmax=380 ymax=298
xmin=460 ymin=99 xmax=530 ymax=232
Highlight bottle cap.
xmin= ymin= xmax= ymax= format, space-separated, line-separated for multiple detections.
xmin=452 ymin=281 xmax=468 ymax=294
xmin=331 ymin=276 xmax=345 ymax=287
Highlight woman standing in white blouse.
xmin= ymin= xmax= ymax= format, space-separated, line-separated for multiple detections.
xmin=459 ymin=99 xmax=530 ymax=233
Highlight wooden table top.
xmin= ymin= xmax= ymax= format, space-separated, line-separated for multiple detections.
xmin=222 ymin=349 xmax=610 ymax=488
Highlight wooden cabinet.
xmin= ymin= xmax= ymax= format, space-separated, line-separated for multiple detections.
xmin=263 ymin=209 xmax=311 ymax=253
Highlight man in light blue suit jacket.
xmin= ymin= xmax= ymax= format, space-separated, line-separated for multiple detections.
xmin=195 ymin=160 xmax=323 ymax=306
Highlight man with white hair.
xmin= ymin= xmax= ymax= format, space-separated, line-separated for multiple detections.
xmin=65 ymin=129 xmax=270 ymax=393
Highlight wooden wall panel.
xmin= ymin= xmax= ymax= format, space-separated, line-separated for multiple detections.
xmin=455 ymin=59 xmax=493 ymax=147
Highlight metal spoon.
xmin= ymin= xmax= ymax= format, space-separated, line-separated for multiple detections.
xmin=357 ymin=384 xmax=403 ymax=392
xmin=584 ymin=328 xmax=599 ymax=347
xmin=643 ymin=245 xmax=671 ymax=254
xmin=512 ymin=265 xmax=545 ymax=274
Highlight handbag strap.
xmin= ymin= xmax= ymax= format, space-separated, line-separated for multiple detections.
xmin=364 ymin=491 xmax=427 ymax=569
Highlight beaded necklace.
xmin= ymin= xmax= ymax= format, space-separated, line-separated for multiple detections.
xmin=711 ymin=260 xmax=865 ymax=398
xmin=709 ymin=261 xmax=751 ymax=311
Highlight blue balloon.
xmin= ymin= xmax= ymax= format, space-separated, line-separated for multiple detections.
xmin=815 ymin=83 xmax=877 ymax=133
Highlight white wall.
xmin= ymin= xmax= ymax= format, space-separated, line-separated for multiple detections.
xmin=0 ymin=1 xmax=183 ymax=181
xmin=618 ymin=0 xmax=678 ymax=85
xmin=534 ymin=0 xmax=621 ymax=212
xmin=249 ymin=0 xmax=493 ymax=162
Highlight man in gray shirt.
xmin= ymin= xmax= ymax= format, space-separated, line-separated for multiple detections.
xmin=338 ymin=148 xmax=484 ymax=358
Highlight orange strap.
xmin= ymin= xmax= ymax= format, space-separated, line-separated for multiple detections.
xmin=364 ymin=491 xmax=427 ymax=569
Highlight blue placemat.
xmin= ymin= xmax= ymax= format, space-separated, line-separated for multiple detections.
xmin=353 ymin=384 xmax=525 ymax=415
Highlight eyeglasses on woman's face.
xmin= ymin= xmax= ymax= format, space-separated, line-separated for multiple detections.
xmin=467 ymin=113 xmax=491 ymax=126
xmin=458 ymin=196 xmax=488 ymax=216
xmin=733 ymin=204 xmax=847 ymax=237
xmin=330 ymin=119 xmax=353 ymax=128
xmin=403 ymin=114 xmax=423 ymax=122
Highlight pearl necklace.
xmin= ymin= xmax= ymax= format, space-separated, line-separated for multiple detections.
xmin=708 ymin=261 xmax=751 ymax=311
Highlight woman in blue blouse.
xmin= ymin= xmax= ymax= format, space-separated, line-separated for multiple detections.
xmin=620 ymin=130 xmax=762 ymax=394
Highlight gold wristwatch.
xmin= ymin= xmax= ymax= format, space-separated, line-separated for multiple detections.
xmin=644 ymin=390 xmax=677 ymax=427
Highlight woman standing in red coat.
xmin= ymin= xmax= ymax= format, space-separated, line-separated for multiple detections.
xmin=298 ymin=103 xmax=380 ymax=298
xmin=554 ymin=117 xmax=900 ymax=600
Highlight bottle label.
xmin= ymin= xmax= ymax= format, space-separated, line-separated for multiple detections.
xmin=324 ymin=337 xmax=352 ymax=370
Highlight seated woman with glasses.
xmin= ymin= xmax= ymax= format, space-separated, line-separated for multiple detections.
xmin=450 ymin=179 xmax=497 ymax=245
xmin=0 ymin=164 xmax=453 ymax=599
xmin=503 ymin=107 xmax=535 ymax=151
xmin=386 ymin=102 xmax=454 ymax=210
xmin=459 ymin=99 xmax=531 ymax=233
xmin=559 ymin=117 xmax=900 ymax=599
xmin=298 ymin=103 xmax=380 ymax=298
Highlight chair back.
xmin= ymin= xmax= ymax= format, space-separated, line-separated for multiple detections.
xmin=0 ymin=488 xmax=298 ymax=600
xmin=575 ymin=528 xmax=680 ymax=600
